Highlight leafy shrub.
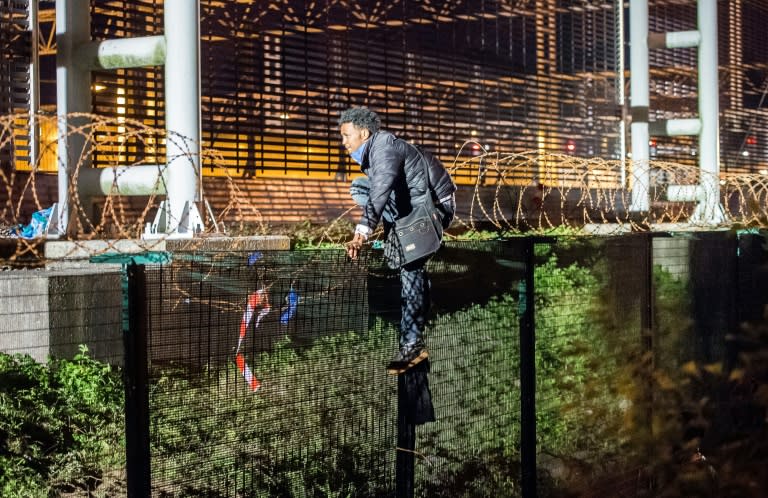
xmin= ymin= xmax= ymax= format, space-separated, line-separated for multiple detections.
xmin=0 ymin=346 xmax=125 ymax=497
xmin=637 ymin=310 xmax=768 ymax=497
xmin=150 ymin=327 xmax=396 ymax=497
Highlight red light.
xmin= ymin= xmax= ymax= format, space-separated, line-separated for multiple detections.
xmin=472 ymin=143 xmax=480 ymax=150
xmin=649 ymin=139 xmax=657 ymax=147
xmin=566 ymin=140 xmax=576 ymax=152
xmin=747 ymin=135 xmax=757 ymax=146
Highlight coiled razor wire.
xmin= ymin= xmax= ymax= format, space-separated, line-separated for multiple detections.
xmin=2 ymin=113 xmax=768 ymax=263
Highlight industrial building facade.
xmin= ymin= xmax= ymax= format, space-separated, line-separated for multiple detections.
xmin=1 ymin=1 xmax=767 ymax=217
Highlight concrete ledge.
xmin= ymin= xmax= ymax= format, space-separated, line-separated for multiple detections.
xmin=583 ymin=223 xmax=632 ymax=235
xmin=649 ymin=223 xmax=730 ymax=232
xmin=165 ymin=235 xmax=290 ymax=252
xmin=45 ymin=239 xmax=168 ymax=260
xmin=0 ymin=267 xmax=123 ymax=364
xmin=45 ymin=235 xmax=290 ymax=261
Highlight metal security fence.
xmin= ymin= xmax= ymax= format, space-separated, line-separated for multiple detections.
xmin=127 ymin=250 xmax=397 ymax=497
xmin=115 ymin=231 xmax=767 ymax=497
xmin=3 ymin=231 xmax=766 ymax=496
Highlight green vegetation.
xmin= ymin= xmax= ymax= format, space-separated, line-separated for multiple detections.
xmin=0 ymin=345 xmax=125 ymax=497
xmin=150 ymin=329 xmax=396 ymax=497
xmin=266 ymin=219 xmax=586 ymax=249
xmin=2 ymin=238 xmax=764 ymax=496
xmin=148 ymin=241 xmax=637 ymax=497
xmin=448 ymin=225 xmax=586 ymax=241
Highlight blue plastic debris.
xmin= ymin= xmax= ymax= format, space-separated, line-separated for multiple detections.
xmin=280 ymin=288 xmax=299 ymax=325
xmin=14 ymin=206 xmax=54 ymax=239
xmin=247 ymin=251 xmax=263 ymax=265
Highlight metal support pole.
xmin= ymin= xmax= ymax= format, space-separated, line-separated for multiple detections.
xmin=694 ymin=0 xmax=726 ymax=223
xmin=125 ymin=263 xmax=151 ymax=497
xmin=163 ymin=0 xmax=202 ymax=235
xmin=641 ymin=233 xmax=656 ymax=458
xmin=616 ymin=0 xmax=627 ymax=186
xmin=396 ymin=375 xmax=416 ymax=498
xmin=629 ymin=0 xmax=650 ymax=213
xmin=728 ymin=2 xmax=743 ymax=115
xmin=519 ymin=238 xmax=537 ymax=498
xmin=29 ymin=0 xmax=39 ymax=168
xmin=55 ymin=0 xmax=92 ymax=236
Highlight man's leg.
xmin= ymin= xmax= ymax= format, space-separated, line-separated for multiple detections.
xmin=350 ymin=176 xmax=396 ymax=222
xmin=350 ymin=176 xmax=370 ymax=208
xmin=400 ymin=263 xmax=429 ymax=347
xmin=387 ymin=261 xmax=430 ymax=374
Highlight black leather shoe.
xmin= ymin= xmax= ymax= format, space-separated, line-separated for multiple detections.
xmin=386 ymin=343 xmax=428 ymax=375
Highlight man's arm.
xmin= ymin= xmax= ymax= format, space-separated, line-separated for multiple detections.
xmin=346 ymin=135 xmax=403 ymax=259
xmin=361 ymin=137 xmax=402 ymax=230
xmin=346 ymin=231 xmax=366 ymax=259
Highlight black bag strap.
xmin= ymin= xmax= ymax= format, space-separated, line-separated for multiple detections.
xmin=405 ymin=141 xmax=435 ymax=205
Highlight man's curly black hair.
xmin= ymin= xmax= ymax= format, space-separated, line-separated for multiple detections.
xmin=338 ymin=107 xmax=381 ymax=134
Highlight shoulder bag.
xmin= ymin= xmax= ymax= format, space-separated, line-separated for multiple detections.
xmin=384 ymin=146 xmax=444 ymax=269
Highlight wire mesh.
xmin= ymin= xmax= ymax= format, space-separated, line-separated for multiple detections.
xmin=532 ymin=236 xmax=651 ymax=494
xmin=143 ymin=249 xmax=395 ymax=496
xmin=135 ymin=243 xmax=528 ymax=496
xmin=415 ymin=240 xmax=526 ymax=496
xmin=1 ymin=232 xmax=767 ymax=495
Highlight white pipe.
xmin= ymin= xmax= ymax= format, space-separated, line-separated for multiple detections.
xmin=78 ymin=165 xmax=167 ymax=196
xmin=665 ymin=118 xmax=702 ymax=136
xmin=667 ymin=185 xmax=702 ymax=202
xmin=666 ymin=30 xmax=701 ymax=49
xmin=649 ymin=30 xmax=701 ymax=49
xmin=29 ymin=0 xmax=39 ymax=168
xmin=616 ymin=0 xmax=627 ymax=186
xmin=696 ymin=0 xmax=725 ymax=223
xmin=163 ymin=0 xmax=201 ymax=234
xmin=629 ymin=0 xmax=650 ymax=212
xmin=76 ymin=36 xmax=166 ymax=70
xmin=56 ymin=0 xmax=92 ymax=236
xmin=650 ymin=118 xmax=702 ymax=136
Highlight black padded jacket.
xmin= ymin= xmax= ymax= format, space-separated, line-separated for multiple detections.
xmin=358 ymin=130 xmax=456 ymax=232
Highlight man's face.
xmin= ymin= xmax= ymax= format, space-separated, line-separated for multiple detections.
xmin=340 ymin=122 xmax=369 ymax=154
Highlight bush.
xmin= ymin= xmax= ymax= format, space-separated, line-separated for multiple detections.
xmin=0 ymin=346 xmax=125 ymax=497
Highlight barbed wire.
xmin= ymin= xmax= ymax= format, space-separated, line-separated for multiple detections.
xmin=446 ymin=140 xmax=768 ymax=230
xmin=1 ymin=113 xmax=766 ymax=263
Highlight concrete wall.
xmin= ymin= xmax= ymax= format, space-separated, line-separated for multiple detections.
xmin=0 ymin=273 xmax=51 ymax=361
xmin=653 ymin=236 xmax=691 ymax=281
xmin=0 ymin=267 xmax=124 ymax=364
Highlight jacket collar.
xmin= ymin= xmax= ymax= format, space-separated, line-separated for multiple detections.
xmin=359 ymin=131 xmax=378 ymax=172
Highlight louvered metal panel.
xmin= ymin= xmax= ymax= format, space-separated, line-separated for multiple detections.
xmin=85 ymin=0 xmax=628 ymax=186
xmin=11 ymin=0 xmax=763 ymax=179
xmin=0 ymin=0 xmax=31 ymax=168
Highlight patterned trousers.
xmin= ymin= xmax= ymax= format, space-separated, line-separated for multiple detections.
xmin=351 ymin=177 xmax=430 ymax=347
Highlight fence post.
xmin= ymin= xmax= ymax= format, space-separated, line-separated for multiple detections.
xmin=641 ymin=233 xmax=654 ymax=366
xmin=125 ymin=263 xmax=151 ymax=496
xmin=396 ymin=374 xmax=416 ymax=498
xmin=519 ymin=237 xmax=537 ymax=498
